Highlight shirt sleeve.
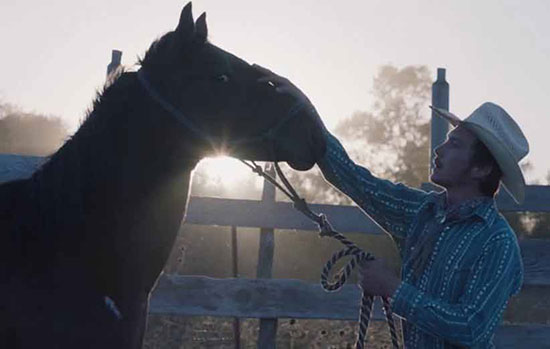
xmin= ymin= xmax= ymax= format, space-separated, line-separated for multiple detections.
xmin=317 ymin=131 xmax=429 ymax=239
xmin=390 ymin=232 xmax=523 ymax=347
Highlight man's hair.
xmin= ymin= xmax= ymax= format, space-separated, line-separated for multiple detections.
xmin=470 ymin=138 xmax=503 ymax=197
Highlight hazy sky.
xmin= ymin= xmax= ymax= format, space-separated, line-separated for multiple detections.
xmin=1 ymin=0 xmax=549 ymax=182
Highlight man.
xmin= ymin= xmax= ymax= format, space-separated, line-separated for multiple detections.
xmin=255 ymin=65 xmax=527 ymax=348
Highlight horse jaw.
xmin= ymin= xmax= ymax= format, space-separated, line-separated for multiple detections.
xmin=286 ymin=129 xmax=327 ymax=171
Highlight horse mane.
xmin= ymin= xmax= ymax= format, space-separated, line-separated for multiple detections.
xmin=35 ymin=68 xmax=132 ymax=174
xmin=32 ymin=25 xmax=209 ymax=194
xmin=29 ymin=24 xmax=210 ymax=222
xmin=137 ymin=29 xmax=209 ymax=68
xmin=137 ymin=33 xmax=175 ymax=67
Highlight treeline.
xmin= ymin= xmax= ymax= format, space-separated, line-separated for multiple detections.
xmin=0 ymin=102 xmax=67 ymax=156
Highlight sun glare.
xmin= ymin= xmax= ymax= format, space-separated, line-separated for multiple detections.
xmin=197 ymin=156 xmax=260 ymax=188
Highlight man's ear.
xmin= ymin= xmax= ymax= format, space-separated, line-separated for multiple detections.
xmin=470 ymin=163 xmax=493 ymax=181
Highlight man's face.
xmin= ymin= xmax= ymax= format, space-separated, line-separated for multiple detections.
xmin=431 ymin=125 xmax=478 ymax=189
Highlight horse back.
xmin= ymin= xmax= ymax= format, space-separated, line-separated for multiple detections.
xmin=0 ymin=178 xmax=28 ymax=218
xmin=0 ymin=179 xmax=31 ymax=265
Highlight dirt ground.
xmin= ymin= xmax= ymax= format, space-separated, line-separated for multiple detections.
xmin=144 ymin=315 xmax=402 ymax=348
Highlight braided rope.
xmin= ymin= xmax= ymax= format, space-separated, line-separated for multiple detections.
xmin=383 ymin=297 xmax=401 ymax=348
xmin=319 ymin=216 xmax=401 ymax=349
xmin=240 ymin=162 xmax=401 ymax=348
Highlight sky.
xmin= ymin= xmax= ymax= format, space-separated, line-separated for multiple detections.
xmin=1 ymin=0 xmax=549 ymax=183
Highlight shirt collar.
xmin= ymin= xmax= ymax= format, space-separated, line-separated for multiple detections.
xmin=428 ymin=192 xmax=497 ymax=224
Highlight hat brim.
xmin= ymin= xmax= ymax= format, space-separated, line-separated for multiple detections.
xmin=430 ymin=106 xmax=461 ymax=126
xmin=429 ymin=106 xmax=526 ymax=203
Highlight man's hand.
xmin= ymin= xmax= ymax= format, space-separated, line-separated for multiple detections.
xmin=253 ymin=64 xmax=327 ymax=132
xmin=358 ymin=258 xmax=401 ymax=298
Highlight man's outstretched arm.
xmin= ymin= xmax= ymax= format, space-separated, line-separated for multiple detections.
xmin=318 ymin=131 xmax=428 ymax=239
xmin=253 ymin=63 xmax=429 ymax=239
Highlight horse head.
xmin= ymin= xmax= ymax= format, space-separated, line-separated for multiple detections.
xmin=137 ymin=2 xmax=326 ymax=171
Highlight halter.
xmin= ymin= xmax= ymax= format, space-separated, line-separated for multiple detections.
xmin=137 ymin=68 xmax=401 ymax=349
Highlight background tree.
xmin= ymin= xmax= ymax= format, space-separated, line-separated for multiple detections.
xmin=334 ymin=65 xmax=432 ymax=187
xmin=0 ymin=101 xmax=68 ymax=156
xmin=280 ymin=64 xmax=432 ymax=205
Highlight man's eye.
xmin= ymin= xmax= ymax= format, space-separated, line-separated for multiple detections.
xmin=216 ymin=74 xmax=229 ymax=83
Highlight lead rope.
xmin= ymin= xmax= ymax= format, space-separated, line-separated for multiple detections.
xmin=240 ymin=160 xmax=401 ymax=349
xmin=318 ymin=215 xmax=400 ymax=349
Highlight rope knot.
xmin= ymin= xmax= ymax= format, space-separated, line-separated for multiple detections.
xmin=318 ymin=214 xmax=336 ymax=237
xmin=251 ymin=164 xmax=264 ymax=176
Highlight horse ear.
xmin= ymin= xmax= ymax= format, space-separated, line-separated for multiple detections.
xmin=195 ymin=13 xmax=208 ymax=42
xmin=176 ymin=2 xmax=195 ymax=38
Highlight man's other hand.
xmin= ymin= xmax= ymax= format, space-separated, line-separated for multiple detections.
xmin=358 ymin=258 xmax=401 ymax=298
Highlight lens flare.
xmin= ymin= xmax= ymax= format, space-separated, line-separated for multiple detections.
xmin=196 ymin=156 xmax=258 ymax=188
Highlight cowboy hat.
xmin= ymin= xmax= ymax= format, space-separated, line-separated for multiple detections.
xmin=430 ymin=102 xmax=529 ymax=203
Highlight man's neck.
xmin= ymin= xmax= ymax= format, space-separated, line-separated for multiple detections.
xmin=444 ymin=185 xmax=489 ymax=208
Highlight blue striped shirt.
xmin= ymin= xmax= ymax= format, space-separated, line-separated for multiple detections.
xmin=317 ymin=133 xmax=523 ymax=348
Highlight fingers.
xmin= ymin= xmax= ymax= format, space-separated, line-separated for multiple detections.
xmin=274 ymin=86 xmax=294 ymax=94
xmin=253 ymin=63 xmax=291 ymax=86
xmin=257 ymin=74 xmax=300 ymax=97
xmin=359 ymin=258 xmax=377 ymax=269
xmin=253 ymin=64 xmax=278 ymax=81
xmin=252 ymin=63 xmax=273 ymax=75
xmin=258 ymin=74 xmax=290 ymax=86
xmin=358 ymin=259 xmax=369 ymax=269
xmin=253 ymin=64 xmax=314 ymax=106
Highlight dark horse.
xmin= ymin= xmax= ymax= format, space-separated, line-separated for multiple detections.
xmin=0 ymin=3 xmax=325 ymax=348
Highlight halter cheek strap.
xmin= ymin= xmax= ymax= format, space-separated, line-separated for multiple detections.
xmin=137 ymin=69 xmax=214 ymax=143
xmin=136 ymin=69 xmax=306 ymax=147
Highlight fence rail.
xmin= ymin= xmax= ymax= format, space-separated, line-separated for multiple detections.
xmin=146 ymin=275 xmax=550 ymax=347
xmin=150 ymin=275 xmax=384 ymax=320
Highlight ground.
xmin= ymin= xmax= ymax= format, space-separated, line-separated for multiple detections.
xmin=144 ymin=315 xmax=401 ymax=348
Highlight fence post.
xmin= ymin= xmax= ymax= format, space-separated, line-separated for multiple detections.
xmin=430 ymin=68 xmax=450 ymax=170
xmin=106 ymin=49 xmax=123 ymax=78
xmin=231 ymin=226 xmax=241 ymax=348
xmin=257 ymin=163 xmax=277 ymax=348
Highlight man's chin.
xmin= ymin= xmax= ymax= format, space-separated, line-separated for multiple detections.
xmin=430 ymin=173 xmax=445 ymax=188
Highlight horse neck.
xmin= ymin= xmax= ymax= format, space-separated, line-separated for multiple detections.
xmin=33 ymin=72 xmax=200 ymax=295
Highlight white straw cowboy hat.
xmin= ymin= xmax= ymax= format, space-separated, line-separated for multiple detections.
xmin=430 ymin=102 xmax=529 ymax=203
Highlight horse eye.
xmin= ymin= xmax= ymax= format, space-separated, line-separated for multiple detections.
xmin=216 ymin=74 xmax=229 ymax=83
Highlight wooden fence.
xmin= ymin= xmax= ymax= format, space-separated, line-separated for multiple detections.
xmin=1 ymin=56 xmax=549 ymax=347
xmin=2 ymin=158 xmax=550 ymax=348
xmin=153 ymin=183 xmax=550 ymax=349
